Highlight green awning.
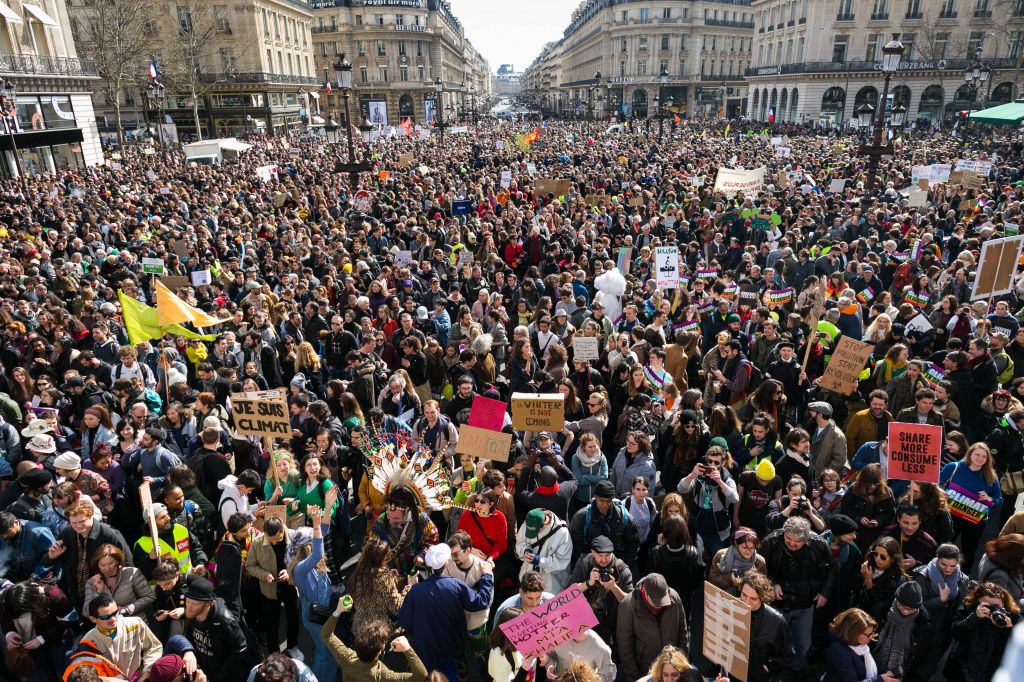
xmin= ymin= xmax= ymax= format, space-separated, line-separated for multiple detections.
xmin=968 ymin=101 xmax=1024 ymax=125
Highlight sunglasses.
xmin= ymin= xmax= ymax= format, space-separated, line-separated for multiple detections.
xmin=95 ymin=611 xmax=118 ymax=620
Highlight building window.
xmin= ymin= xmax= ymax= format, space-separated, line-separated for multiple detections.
xmin=785 ymin=39 xmax=793 ymax=63
xmin=637 ymin=59 xmax=647 ymax=75
xmin=832 ymin=35 xmax=849 ymax=63
xmin=124 ymin=89 xmax=134 ymax=105
xmin=1012 ymin=31 xmax=1024 ymax=59
xmin=975 ymin=0 xmax=992 ymax=17
xmin=837 ymin=0 xmax=853 ymax=20
xmin=620 ymin=38 xmax=627 ymax=52
xmin=661 ymin=34 xmax=669 ymax=51
xmin=360 ymin=67 xmax=368 ymax=83
xmin=176 ymin=5 xmax=193 ymax=32
xmin=379 ymin=66 xmax=388 ymax=82
xmin=871 ymin=0 xmax=888 ymax=20
xmin=660 ymin=59 xmax=669 ymax=75
xmin=936 ymin=32 xmax=950 ymax=58
xmin=866 ymin=34 xmax=881 ymax=61
xmin=969 ymin=31 xmax=984 ymax=56
xmin=620 ymin=62 xmax=625 ymax=76
xmin=375 ymin=14 xmax=384 ymax=25
xmin=940 ymin=0 xmax=957 ymax=18
xmin=396 ymin=14 xmax=404 ymax=26
xmin=638 ymin=36 xmax=648 ymax=51
xmin=262 ymin=10 xmax=269 ymax=36
xmin=416 ymin=40 xmax=423 ymax=56
xmin=398 ymin=40 xmax=406 ymax=56
xmin=215 ymin=5 xmax=230 ymax=33
xmin=621 ymin=10 xmax=627 ymax=21
xmin=418 ymin=65 xmax=425 ymax=80
xmin=639 ymin=8 xmax=648 ymax=21
xmin=1015 ymin=0 xmax=1024 ymax=17
xmin=355 ymin=14 xmax=362 ymax=26
xmin=357 ymin=41 xmax=365 ymax=57
xmin=319 ymin=43 xmax=327 ymax=57
xmin=663 ymin=7 xmax=671 ymax=19
xmin=797 ymin=37 xmax=805 ymax=61
xmin=400 ymin=66 xmax=408 ymax=81
xmin=680 ymin=35 xmax=686 ymax=51
xmin=377 ymin=40 xmax=386 ymax=56
xmin=901 ymin=34 xmax=915 ymax=60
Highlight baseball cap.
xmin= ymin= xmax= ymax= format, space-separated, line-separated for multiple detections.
xmin=524 ymin=508 xmax=546 ymax=541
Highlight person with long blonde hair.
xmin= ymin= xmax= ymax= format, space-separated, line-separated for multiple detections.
xmin=294 ymin=341 xmax=325 ymax=398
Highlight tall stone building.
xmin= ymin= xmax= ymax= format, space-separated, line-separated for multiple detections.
xmin=67 ymin=0 xmax=319 ymax=140
xmin=745 ymin=0 xmax=1023 ymax=126
xmin=309 ymin=0 xmax=490 ymax=127
xmin=0 ymin=0 xmax=103 ymax=176
xmin=522 ymin=0 xmax=755 ymax=120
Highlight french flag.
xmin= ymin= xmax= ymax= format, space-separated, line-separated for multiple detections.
xmin=149 ymin=58 xmax=158 ymax=79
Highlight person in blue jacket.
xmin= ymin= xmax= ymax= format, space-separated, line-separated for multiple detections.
xmin=939 ymin=442 xmax=1003 ymax=570
xmin=0 ymin=511 xmax=57 ymax=581
xmin=397 ymin=541 xmax=493 ymax=681
xmin=824 ymin=607 xmax=899 ymax=682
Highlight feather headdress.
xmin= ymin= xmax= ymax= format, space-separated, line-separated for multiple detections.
xmin=357 ymin=427 xmax=454 ymax=512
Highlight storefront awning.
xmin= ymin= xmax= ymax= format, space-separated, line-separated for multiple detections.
xmin=968 ymin=101 xmax=1024 ymax=126
xmin=0 ymin=2 xmax=23 ymax=23
xmin=22 ymin=3 xmax=57 ymax=26
xmin=220 ymin=139 xmax=252 ymax=153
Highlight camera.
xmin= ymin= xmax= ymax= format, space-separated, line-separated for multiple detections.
xmin=797 ymin=496 xmax=810 ymax=511
xmin=598 ymin=566 xmax=613 ymax=582
xmin=990 ymin=606 xmax=1011 ymax=625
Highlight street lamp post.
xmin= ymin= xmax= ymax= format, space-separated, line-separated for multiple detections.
xmin=858 ymin=33 xmax=905 ymax=199
xmin=719 ymin=80 xmax=727 ymax=118
xmin=663 ymin=96 xmax=674 ymax=140
xmin=333 ymin=54 xmax=372 ymax=191
xmin=590 ymin=70 xmax=602 ymax=121
xmin=0 ymin=78 xmax=25 ymax=192
xmin=652 ymin=95 xmax=660 ymax=136
xmin=146 ymin=81 xmax=167 ymax=156
xmin=435 ymin=77 xmax=444 ymax=145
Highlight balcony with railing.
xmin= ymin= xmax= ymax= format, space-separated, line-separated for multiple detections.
xmin=0 ymin=53 xmax=98 ymax=78
xmin=312 ymin=25 xmax=340 ymax=34
xmin=869 ymin=13 xmax=889 ymax=21
xmin=704 ymin=18 xmax=755 ymax=29
xmin=836 ymin=13 xmax=855 ymax=21
xmin=199 ymin=71 xmax=320 ymax=85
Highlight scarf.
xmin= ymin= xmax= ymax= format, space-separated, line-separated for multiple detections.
xmin=874 ymin=604 xmax=917 ymax=673
xmin=851 ymin=644 xmax=878 ymax=680
xmin=882 ymin=359 xmax=907 ymax=383
xmin=717 ymin=545 xmax=757 ymax=577
xmin=535 ymin=482 xmax=560 ymax=496
xmin=576 ymin=448 xmax=602 ymax=468
xmin=784 ymin=448 xmax=809 ymax=467
xmin=968 ymin=350 xmax=991 ymax=370
xmin=925 ymin=558 xmax=960 ymax=601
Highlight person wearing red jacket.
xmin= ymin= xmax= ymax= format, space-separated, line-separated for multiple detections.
xmin=456 ymin=488 xmax=508 ymax=561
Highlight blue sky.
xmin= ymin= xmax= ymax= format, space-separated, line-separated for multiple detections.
xmin=448 ymin=0 xmax=578 ymax=74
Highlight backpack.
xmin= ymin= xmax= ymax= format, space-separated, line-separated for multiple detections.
xmin=746 ymin=361 xmax=764 ymax=393
xmin=996 ymin=351 xmax=1015 ymax=385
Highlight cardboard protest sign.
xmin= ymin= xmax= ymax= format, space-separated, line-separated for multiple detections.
xmin=628 ymin=197 xmax=644 ymax=207
xmin=398 ymin=153 xmax=414 ymax=167
xmin=655 ymin=246 xmax=680 ymax=289
xmin=703 ymin=582 xmax=752 ymax=681
xmin=818 ymin=336 xmax=873 ymax=395
xmin=511 ymin=393 xmax=566 ymax=431
xmin=714 ymin=167 xmax=766 ymax=197
xmin=887 ymin=422 xmax=942 ymax=484
xmin=971 ymin=235 xmax=1024 ymax=301
xmin=584 ymin=194 xmax=608 ymax=205
xmin=907 ymin=188 xmax=928 ymax=208
xmin=231 ymin=392 xmax=292 ymax=438
xmin=394 ymin=251 xmax=413 ymax=267
xmin=498 ymin=584 xmax=599 ymax=658
xmin=468 ymin=395 xmax=507 ymax=432
xmin=171 ymin=240 xmax=191 ymax=259
xmin=263 ymin=505 xmax=288 ymax=525
xmin=159 ymin=276 xmax=188 ymax=291
xmin=573 ymin=336 xmax=600 ymax=362
xmin=929 ymin=163 xmax=951 ymax=185
xmin=140 ymin=481 xmax=159 ymax=548
xmin=455 ymin=425 xmax=513 ymax=463
xmin=536 ymin=179 xmax=571 ymax=196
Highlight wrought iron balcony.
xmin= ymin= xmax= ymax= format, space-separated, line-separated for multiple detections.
xmin=0 ymin=53 xmax=97 ymax=77
xmin=199 ymin=71 xmax=321 ymax=85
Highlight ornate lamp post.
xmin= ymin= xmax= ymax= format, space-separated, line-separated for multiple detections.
xmin=859 ymin=33 xmax=905 ymax=198
xmin=333 ymin=54 xmax=371 ymax=190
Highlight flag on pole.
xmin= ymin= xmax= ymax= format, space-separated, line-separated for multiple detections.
xmin=673 ymin=114 xmax=681 ymax=124
xmin=155 ymin=279 xmax=223 ymax=328
xmin=148 ymin=58 xmax=158 ymax=80
xmin=118 ymin=290 xmax=217 ymax=346
xmin=723 ymin=123 xmax=730 ymax=138
xmin=324 ymin=80 xmax=332 ymax=94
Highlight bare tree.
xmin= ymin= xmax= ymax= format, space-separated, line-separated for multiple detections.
xmin=69 ymin=0 xmax=150 ymax=147
xmin=158 ymin=1 xmax=246 ymax=141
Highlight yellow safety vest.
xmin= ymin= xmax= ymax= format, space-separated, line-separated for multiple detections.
xmin=135 ymin=524 xmax=192 ymax=574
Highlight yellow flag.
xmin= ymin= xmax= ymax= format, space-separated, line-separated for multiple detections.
xmin=724 ymin=123 xmax=730 ymax=138
xmin=118 ymin=290 xmax=216 ymax=346
xmin=155 ymin=279 xmax=222 ymax=328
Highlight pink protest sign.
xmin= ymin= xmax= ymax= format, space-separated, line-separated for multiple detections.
xmin=498 ymin=584 xmax=599 ymax=658
xmin=468 ymin=395 xmax=507 ymax=431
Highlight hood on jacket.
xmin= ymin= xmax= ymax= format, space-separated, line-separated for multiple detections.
xmin=981 ymin=394 xmax=1024 ymax=414
xmin=218 ymin=474 xmax=241 ymax=496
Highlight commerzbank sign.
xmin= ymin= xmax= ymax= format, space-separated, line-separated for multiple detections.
xmin=353 ymin=0 xmax=424 ymax=7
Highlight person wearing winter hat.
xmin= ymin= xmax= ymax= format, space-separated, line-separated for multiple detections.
xmin=734 ymin=457 xmax=783 ymax=537
xmin=397 ymin=538 xmax=493 ymax=681
xmin=822 ymin=514 xmax=864 ymax=613
xmin=8 ymin=466 xmax=54 ymax=521
xmin=569 ymin=479 xmax=640 ymax=563
xmin=873 ymin=580 xmax=934 ymax=679
xmin=181 ymin=576 xmax=256 ymax=681
xmin=54 ymin=452 xmax=113 ymax=516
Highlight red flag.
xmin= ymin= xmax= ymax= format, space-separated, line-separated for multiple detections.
xmin=400 ymin=117 xmax=412 ymax=135
xmin=524 ymin=128 xmax=540 ymax=145
xmin=673 ymin=114 xmax=681 ymax=124
xmin=324 ymin=81 xmax=332 ymax=94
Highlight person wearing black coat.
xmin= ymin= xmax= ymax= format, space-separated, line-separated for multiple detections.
xmin=853 ymin=537 xmax=908 ymax=628
xmin=985 ymin=409 xmax=1024 ymax=526
xmin=945 ymin=582 xmax=1022 ymax=682
xmin=49 ymin=505 xmax=133 ymax=612
xmin=181 ymin=577 xmax=259 ymax=682
xmin=871 ymin=581 xmax=937 ymax=682
xmin=647 ymin=515 xmax=705 ymax=611
xmin=737 ymin=572 xmax=794 ymax=682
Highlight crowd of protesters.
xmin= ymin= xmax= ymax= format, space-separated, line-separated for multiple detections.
xmin=0 ymin=114 xmax=1022 ymax=682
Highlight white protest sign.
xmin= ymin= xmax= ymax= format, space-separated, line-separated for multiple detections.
xmin=775 ymin=146 xmax=791 ymax=158
xmin=394 ymin=250 xmax=413 ymax=267
xmin=655 ymin=246 xmax=680 ymax=289
xmin=828 ymin=179 xmax=846 ymax=193
xmin=190 ymin=269 xmax=212 ymax=287
xmin=500 ymin=170 xmax=512 ymax=188
xmin=573 ymin=336 xmax=600 ymax=362
xmin=714 ymin=167 xmax=766 ymax=197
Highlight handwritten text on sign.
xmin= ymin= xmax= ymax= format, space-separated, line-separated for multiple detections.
xmin=511 ymin=393 xmax=566 ymax=431
xmin=818 ymin=336 xmax=873 ymax=395
xmin=231 ymin=395 xmax=292 ymax=438
xmin=455 ymin=425 xmax=512 ymax=463
xmin=887 ymin=422 xmax=942 ymax=483
xmin=498 ymin=585 xmax=598 ymax=658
